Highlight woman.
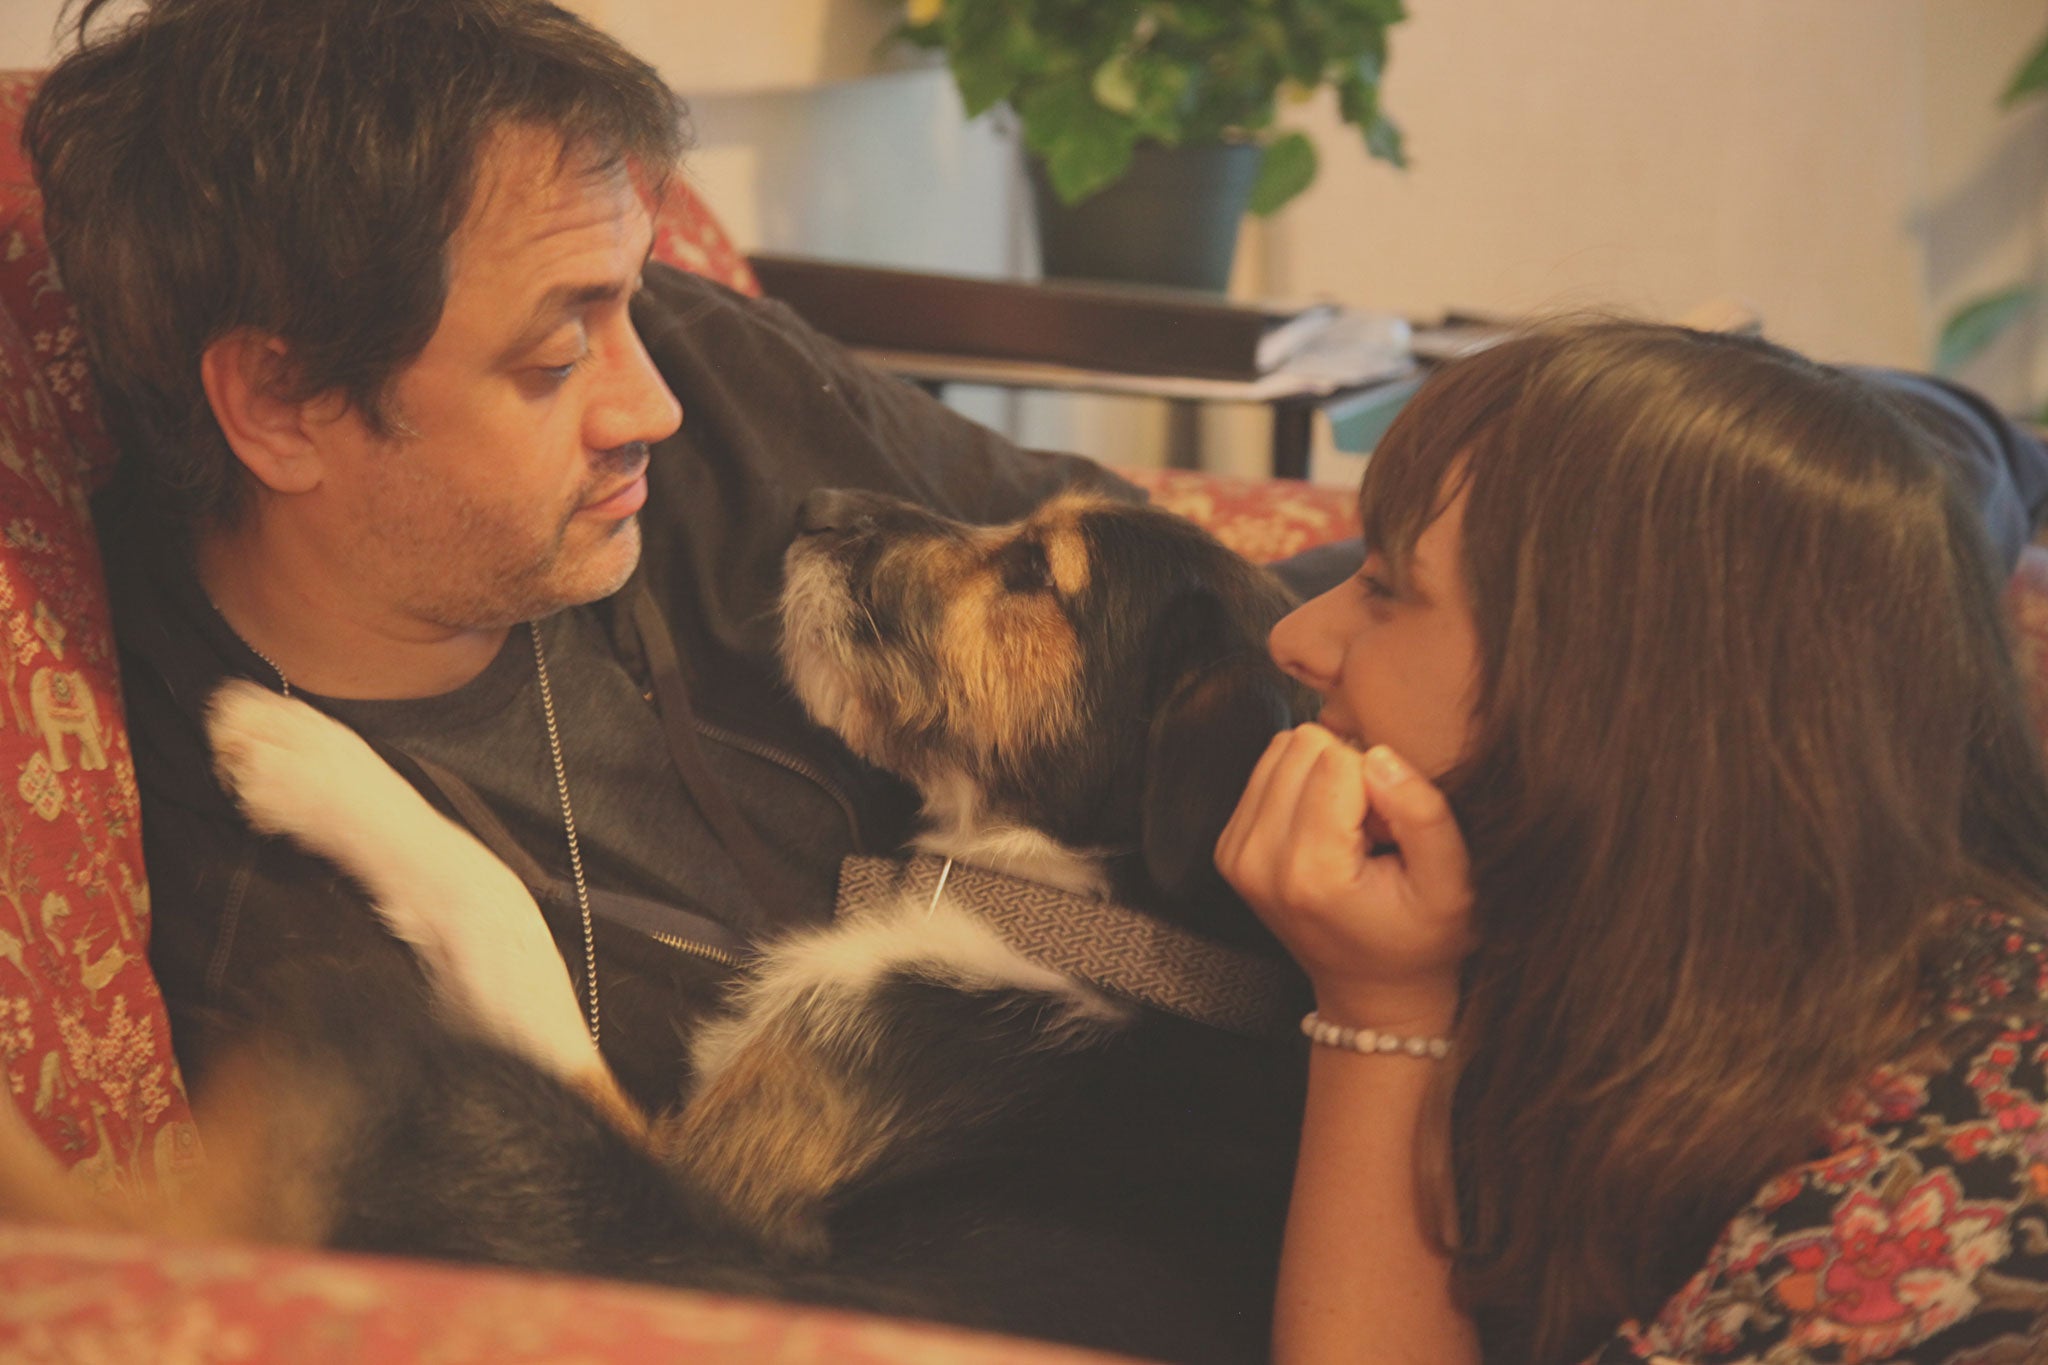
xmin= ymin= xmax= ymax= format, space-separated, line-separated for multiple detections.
xmin=1217 ymin=321 xmax=2048 ymax=1363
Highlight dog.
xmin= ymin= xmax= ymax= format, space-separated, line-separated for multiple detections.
xmin=22 ymin=489 xmax=1318 ymax=1363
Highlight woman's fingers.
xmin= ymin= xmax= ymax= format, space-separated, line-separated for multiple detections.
xmin=1281 ymin=735 xmax=1375 ymax=899
xmin=1361 ymin=745 xmax=1473 ymax=931
xmin=1218 ymin=726 xmax=1477 ymax=1023
xmin=1218 ymin=725 xmax=1364 ymax=904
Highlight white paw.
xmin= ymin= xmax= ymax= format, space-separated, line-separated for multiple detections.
xmin=205 ymin=682 xmax=600 ymax=1084
xmin=207 ymin=680 xmax=402 ymax=848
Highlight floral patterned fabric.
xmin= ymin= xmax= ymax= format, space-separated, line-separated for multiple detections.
xmin=652 ymin=180 xmax=759 ymax=298
xmin=0 ymin=73 xmax=116 ymax=482
xmin=0 ymin=1224 xmax=1143 ymax=1364
xmin=1120 ymin=465 xmax=1362 ymax=563
xmin=1593 ymin=906 xmax=2048 ymax=1364
xmin=0 ymin=72 xmax=199 ymax=1200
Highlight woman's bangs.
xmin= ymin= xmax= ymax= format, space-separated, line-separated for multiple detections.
xmin=1357 ymin=342 xmax=1526 ymax=589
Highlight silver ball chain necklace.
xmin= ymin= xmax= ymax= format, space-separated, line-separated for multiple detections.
xmin=525 ymin=620 xmax=602 ymax=1045
xmin=215 ymin=609 xmax=602 ymax=1045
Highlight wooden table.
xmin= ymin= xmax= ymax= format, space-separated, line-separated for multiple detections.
xmin=856 ymin=346 xmax=1416 ymax=481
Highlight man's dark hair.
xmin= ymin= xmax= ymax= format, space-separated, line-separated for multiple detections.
xmin=24 ymin=0 xmax=688 ymax=531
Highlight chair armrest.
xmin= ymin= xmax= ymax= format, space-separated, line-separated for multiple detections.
xmin=0 ymin=1223 xmax=1130 ymax=1364
xmin=1118 ymin=466 xmax=1359 ymax=564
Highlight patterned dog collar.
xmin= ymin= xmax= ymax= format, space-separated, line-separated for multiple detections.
xmin=836 ymin=853 xmax=1304 ymax=1040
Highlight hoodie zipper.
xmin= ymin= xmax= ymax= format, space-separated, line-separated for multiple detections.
xmin=646 ymin=929 xmax=748 ymax=970
xmin=695 ymin=718 xmax=866 ymax=848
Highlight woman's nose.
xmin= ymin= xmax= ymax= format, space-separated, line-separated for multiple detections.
xmin=1267 ymin=589 xmax=1342 ymax=695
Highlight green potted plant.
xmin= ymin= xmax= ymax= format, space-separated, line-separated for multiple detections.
xmin=896 ymin=0 xmax=1408 ymax=290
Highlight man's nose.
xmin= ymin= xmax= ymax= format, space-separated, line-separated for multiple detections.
xmin=591 ymin=327 xmax=683 ymax=452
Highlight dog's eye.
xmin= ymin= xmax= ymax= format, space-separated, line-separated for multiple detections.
xmin=996 ymin=539 xmax=1053 ymax=595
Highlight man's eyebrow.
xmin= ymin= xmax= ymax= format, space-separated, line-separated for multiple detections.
xmin=500 ymin=240 xmax=655 ymax=361
xmin=502 ymin=279 xmax=627 ymax=359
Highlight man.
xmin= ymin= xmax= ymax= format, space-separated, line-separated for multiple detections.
xmin=27 ymin=0 xmax=1126 ymax=1109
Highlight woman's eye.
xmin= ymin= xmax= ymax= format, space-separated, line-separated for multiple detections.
xmin=1357 ymin=572 xmax=1396 ymax=601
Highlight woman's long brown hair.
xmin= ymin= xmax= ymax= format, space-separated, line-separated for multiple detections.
xmin=1356 ymin=322 xmax=2048 ymax=1362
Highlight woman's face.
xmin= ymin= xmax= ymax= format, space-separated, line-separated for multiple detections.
xmin=1268 ymin=493 xmax=1480 ymax=778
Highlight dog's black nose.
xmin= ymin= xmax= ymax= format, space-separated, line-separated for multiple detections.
xmin=799 ymin=487 xmax=878 ymax=536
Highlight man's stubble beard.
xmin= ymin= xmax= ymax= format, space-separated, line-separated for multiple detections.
xmin=371 ymin=473 xmax=644 ymax=632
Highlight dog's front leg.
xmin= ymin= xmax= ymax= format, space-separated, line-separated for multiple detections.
xmin=206 ymin=681 xmax=611 ymax=1102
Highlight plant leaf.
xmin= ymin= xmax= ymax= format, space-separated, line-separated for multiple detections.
xmin=1365 ymin=111 xmax=1406 ymax=168
xmin=1248 ymin=132 xmax=1317 ymax=216
xmin=1335 ymin=54 xmax=1404 ymax=168
xmin=2002 ymin=24 xmax=2048 ymax=108
xmin=1936 ymin=284 xmax=2036 ymax=374
xmin=1338 ymin=63 xmax=1374 ymax=119
xmin=1125 ymin=52 xmax=1191 ymax=141
xmin=1019 ymin=79 xmax=1137 ymax=204
xmin=1092 ymin=56 xmax=1140 ymax=114
xmin=946 ymin=4 xmax=1019 ymax=115
xmin=927 ymin=0 xmax=1406 ymax=197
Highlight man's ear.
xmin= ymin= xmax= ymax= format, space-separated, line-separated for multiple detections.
xmin=199 ymin=330 xmax=325 ymax=495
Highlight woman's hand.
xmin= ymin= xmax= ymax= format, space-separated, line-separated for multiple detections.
xmin=1215 ymin=723 xmax=1475 ymax=1032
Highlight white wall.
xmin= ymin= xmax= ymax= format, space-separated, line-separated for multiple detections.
xmin=1266 ymin=2 xmax=2039 ymax=371
xmin=675 ymin=70 xmax=1059 ymax=439
xmin=1 ymin=0 xmax=71 ymax=67
xmin=581 ymin=0 xmax=904 ymax=93
xmin=681 ymin=73 xmax=1022 ymax=278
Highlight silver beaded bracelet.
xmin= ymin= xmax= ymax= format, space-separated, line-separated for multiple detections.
xmin=1301 ymin=1010 xmax=1452 ymax=1060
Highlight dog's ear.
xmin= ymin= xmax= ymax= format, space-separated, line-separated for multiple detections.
xmin=1139 ymin=637 xmax=1301 ymax=941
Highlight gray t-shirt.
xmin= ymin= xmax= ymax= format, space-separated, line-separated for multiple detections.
xmin=317 ymin=605 xmax=841 ymax=960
